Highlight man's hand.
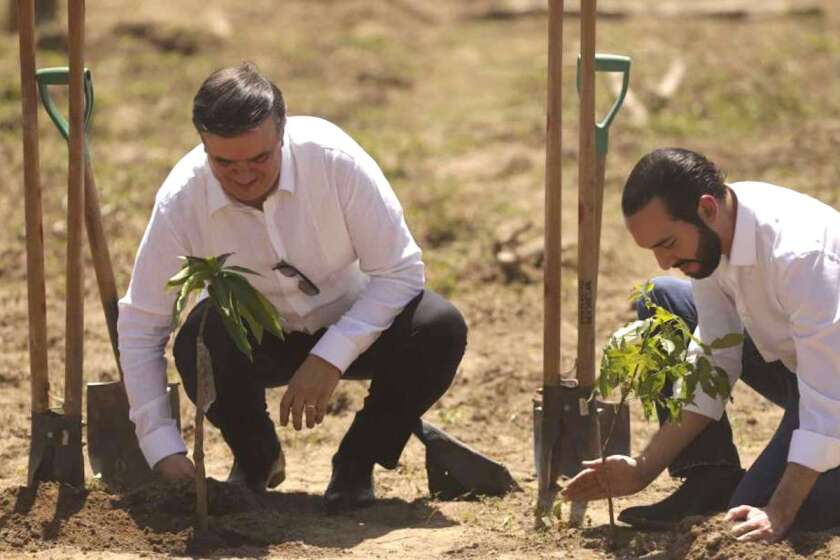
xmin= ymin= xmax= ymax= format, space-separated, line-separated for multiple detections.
xmin=561 ymin=455 xmax=651 ymax=502
xmin=280 ymin=354 xmax=341 ymax=430
xmin=154 ymin=453 xmax=196 ymax=482
xmin=725 ymin=505 xmax=792 ymax=543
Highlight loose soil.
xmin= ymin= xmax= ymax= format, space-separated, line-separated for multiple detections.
xmin=1 ymin=0 xmax=840 ymax=558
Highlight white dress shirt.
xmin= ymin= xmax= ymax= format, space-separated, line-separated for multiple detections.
xmin=683 ymin=181 xmax=840 ymax=472
xmin=117 ymin=116 xmax=424 ymax=468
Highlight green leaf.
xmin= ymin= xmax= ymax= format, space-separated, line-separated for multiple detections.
xmin=215 ymin=253 xmax=234 ymax=267
xmin=211 ymin=298 xmax=253 ymax=361
xmin=225 ymin=274 xmax=284 ymax=340
xmin=226 ymin=265 xmax=262 ymax=276
xmin=239 ymin=304 xmax=264 ymax=345
xmin=710 ymin=333 xmax=745 ymax=349
xmin=165 ymin=264 xmax=195 ymax=288
xmin=170 ymin=273 xmax=206 ymax=328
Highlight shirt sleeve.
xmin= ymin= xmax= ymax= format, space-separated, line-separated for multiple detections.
xmin=309 ymin=150 xmax=424 ymax=372
xmin=780 ymin=251 xmax=840 ymax=472
xmin=679 ymin=276 xmax=744 ymax=420
xmin=118 ymin=201 xmax=191 ymax=468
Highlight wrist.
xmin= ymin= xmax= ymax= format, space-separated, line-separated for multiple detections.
xmin=764 ymin=502 xmax=795 ymax=528
xmin=633 ymin=454 xmax=659 ymax=485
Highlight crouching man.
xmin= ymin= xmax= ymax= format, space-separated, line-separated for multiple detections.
xmin=117 ymin=62 xmax=467 ymax=514
xmin=564 ymin=148 xmax=840 ymax=542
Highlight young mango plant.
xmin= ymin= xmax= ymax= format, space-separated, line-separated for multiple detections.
xmin=590 ymin=283 xmax=743 ymax=530
xmin=166 ymin=253 xmax=284 ymax=532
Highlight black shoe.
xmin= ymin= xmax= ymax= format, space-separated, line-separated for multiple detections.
xmin=618 ymin=466 xmax=744 ymax=529
xmin=324 ymin=456 xmax=375 ymax=515
xmin=227 ymin=446 xmax=286 ymax=494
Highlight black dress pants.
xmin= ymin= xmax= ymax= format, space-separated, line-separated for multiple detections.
xmin=173 ymin=289 xmax=467 ymax=481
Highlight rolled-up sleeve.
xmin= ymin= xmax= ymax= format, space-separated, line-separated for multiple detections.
xmin=310 ymin=150 xmax=424 ymax=372
xmin=782 ymin=251 xmax=840 ymax=472
xmin=679 ymin=276 xmax=744 ymax=421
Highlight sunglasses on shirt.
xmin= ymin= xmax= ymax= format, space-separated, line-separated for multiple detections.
xmin=273 ymin=260 xmax=320 ymax=296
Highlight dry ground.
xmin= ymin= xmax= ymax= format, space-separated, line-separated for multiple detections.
xmin=1 ymin=0 xmax=840 ymax=558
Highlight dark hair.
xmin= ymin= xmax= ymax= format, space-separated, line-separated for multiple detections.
xmin=621 ymin=148 xmax=727 ymax=223
xmin=192 ymin=62 xmax=286 ymax=137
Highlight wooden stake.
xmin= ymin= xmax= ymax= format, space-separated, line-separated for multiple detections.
xmin=17 ymin=0 xmax=50 ymax=415
xmin=65 ymin=0 xmax=85 ymax=417
xmin=543 ymin=0 xmax=563 ymax=389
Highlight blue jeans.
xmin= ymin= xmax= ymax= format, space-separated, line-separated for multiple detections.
xmin=641 ymin=277 xmax=840 ymax=530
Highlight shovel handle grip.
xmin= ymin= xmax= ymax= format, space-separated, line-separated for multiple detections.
xmin=35 ymin=66 xmax=94 ymax=142
xmin=36 ymin=66 xmax=123 ymax=378
xmin=576 ymin=53 xmax=631 ymax=155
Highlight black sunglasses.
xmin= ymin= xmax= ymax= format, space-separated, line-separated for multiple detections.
xmin=273 ymin=260 xmax=320 ymax=296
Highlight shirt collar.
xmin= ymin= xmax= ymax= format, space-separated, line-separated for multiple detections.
xmin=206 ymin=128 xmax=294 ymax=215
xmin=727 ymin=183 xmax=757 ymax=266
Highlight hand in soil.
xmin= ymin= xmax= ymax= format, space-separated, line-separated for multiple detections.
xmin=561 ymin=455 xmax=648 ymax=502
xmin=280 ymin=354 xmax=341 ymax=430
xmin=725 ymin=504 xmax=791 ymax=543
xmin=154 ymin=453 xmax=197 ymax=482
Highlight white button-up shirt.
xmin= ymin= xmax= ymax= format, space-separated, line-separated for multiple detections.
xmin=684 ymin=181 xmax=840 ymax=472
xmin=117 ymin=116 xmax=424 ymax=468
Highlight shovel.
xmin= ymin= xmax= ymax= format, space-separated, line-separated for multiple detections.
xmin=18 ymin=0 xmax=86 ymax=487
xmin=413 ymin=420 xmax=520 ymax=500
xmin=534 ymin=0 xmax=632 ymax=518
xmin=35 ymin=66 xmax=182 ymax=490
xmin=562 ymin=52 xmax=634 ymax=479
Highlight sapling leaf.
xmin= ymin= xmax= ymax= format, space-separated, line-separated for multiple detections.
xmin=239 ymin=305 xmax=264 ymax=345
xmin=226 ymin=265 xmax=262 ymax=276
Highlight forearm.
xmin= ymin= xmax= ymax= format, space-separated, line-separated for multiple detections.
xmin=636 ymin=410 xmax=713 ymax=483
xmin=118 ymin=304 xmax=185 ymax=466
xmin=765 ymin=462 xmax=819 ymax=526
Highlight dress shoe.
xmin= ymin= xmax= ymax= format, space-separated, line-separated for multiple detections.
xmin=618 ymin=465 xmax=744 ymax=529
xmin=227 ymin=445 xmax=286 ymax=493
xmin=324 ymin=456 xmax=375 ymax=515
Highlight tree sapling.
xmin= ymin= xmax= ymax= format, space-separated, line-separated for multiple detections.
xmin=167 ymin=253 xmax=284 ymax=532
xmin=589 ymin=283 xmax=743 ymax=529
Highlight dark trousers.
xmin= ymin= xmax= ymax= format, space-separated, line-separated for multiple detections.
xmin=173 ymin=289 xmax=467 ymax=482
xmin=641 ymin=277 xmax=840 ymax=530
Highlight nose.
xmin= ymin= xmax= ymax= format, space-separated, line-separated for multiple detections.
xmin=230 ymin=163 xmax=257 ymax=184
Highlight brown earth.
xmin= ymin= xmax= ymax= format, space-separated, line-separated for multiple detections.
xmin=2 ymin=0 xmax=840 ymax=558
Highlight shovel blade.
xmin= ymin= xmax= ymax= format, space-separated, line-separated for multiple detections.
xmin=87 ymin=381 xmax=181 ymax=490
xmin=413 ymin=420 xmax=520 ymax=500
xmin=28 ymin=411 xmax=84 ymax=487
xmin=533 ymin=384 xmax=632 ymax=515
xmin=555 ymin=398 xmax=630 ymax=478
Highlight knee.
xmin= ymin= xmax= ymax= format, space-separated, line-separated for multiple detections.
xmin=414 ymin=296 xmax=468 ymax=389
xmin=428 ymin=300 xmax=468 ymax=362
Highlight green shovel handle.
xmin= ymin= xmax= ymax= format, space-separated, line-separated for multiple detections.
xmin=35 ymin=66 xmax=94 ymax=142
xmin=576 ymin=53 xmax=631 ymax=155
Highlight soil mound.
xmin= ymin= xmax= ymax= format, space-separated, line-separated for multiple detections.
xmin=0 ymin=479 xmax=291 ymax=556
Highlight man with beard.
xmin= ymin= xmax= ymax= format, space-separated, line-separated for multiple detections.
xmin=562 ymin=148 xmax=840 ymax=542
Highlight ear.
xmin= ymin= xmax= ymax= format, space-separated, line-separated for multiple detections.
xmin=696 ymin=194 xmax=718 ymax=224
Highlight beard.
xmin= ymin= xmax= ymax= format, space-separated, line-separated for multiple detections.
xmin=673 ymin=220 xmax=722 ymax=279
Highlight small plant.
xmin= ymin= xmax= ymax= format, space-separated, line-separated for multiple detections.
xmin=166 ymin=253 xmax=284 ymax=532
xmin=590 ymin=282 xmax=743 ymax=530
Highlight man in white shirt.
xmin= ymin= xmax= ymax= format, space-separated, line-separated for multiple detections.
xmin=562 ymin=148 xmax=840 ymax=542
xmin=117 ymin=63 xmax=467 ymax=513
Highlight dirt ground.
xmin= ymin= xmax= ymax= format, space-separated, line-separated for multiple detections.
xmin=1 ymin=0 xmax=840 ymax=558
